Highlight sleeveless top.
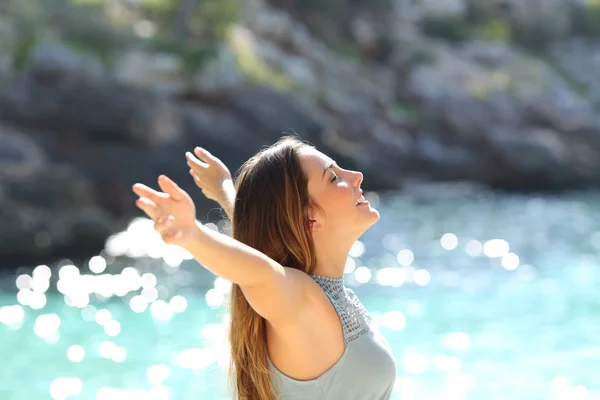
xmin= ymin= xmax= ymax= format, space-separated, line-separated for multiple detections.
xmin=267 ymin=274 xmax=397 ymax=400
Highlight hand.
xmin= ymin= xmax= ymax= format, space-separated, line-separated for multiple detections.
xmin=132 ymin=175 xmax=198 ymax=248
xmin=186 ymin=147 xmax=233 ymax=203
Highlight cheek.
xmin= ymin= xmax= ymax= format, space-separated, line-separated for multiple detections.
xmin=316 ymin=186 xmax=355 ymax=221
xmin=330 ymin=187 xmax=355 ymax=212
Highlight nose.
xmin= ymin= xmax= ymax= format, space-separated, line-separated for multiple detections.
xmin=352 ymin=170 xmax=363 ymax=187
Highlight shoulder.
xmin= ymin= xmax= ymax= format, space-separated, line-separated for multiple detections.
xmin=280 ymin=267 xmax=321 ymax=297
xmin=278 ymin=267 xmax=328 ymax=311
xmin=271 ymin=269 xmax=337 ymax=331
xmin=281 ymin=267 xmax=322 ymax=290
xmin=281 ymin=266 xmax=311 ymax=279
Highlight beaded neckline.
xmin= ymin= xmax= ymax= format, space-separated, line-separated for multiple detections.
xmin=311 ymin=274 xmax=345 ymax=294
xmin=310 ymin=273 xmax=371 ymax=345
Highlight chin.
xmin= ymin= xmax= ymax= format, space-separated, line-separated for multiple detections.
xmin=360 ymin=206 xmax=380 ymax=232
xmin=369 ymin=209 xmax=380 ymax=225
xmin=364 ymin=203 xmax=380 ymax=219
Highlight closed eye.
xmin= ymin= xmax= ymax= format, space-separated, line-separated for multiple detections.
xmin=330 ymin=174 xmax=338 ymax=182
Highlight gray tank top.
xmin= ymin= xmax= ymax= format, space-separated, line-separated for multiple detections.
xmin=267 ymin=274 xmax=397 ymax=400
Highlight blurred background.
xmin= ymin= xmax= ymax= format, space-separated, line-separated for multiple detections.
xmin=1 ymin=0 xmax=600 ymax=399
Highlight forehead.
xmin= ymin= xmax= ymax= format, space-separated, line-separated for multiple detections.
xmin=298 ymin=147 xmax=331 ymax=180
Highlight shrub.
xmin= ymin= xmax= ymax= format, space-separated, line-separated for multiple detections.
xmin=570 ymin=0 xmax=600 ymax=38
xmin=420 ymin=16 xmax=470 ymax=42
xmin=3 ymin=0 xmax=240 ymax=75
xmin=472 ymin=19 xmax=512 ymax=42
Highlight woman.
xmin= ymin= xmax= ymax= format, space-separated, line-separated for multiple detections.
xmin=132 ymin=136 xmax=397 ymax=400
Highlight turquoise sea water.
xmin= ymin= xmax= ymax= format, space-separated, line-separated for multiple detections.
xmin=2 ymin=188 xmax=600 ymax=400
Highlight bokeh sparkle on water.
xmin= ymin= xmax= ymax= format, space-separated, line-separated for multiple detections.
xmin=2 ymin=190 xmax=600 ymax=400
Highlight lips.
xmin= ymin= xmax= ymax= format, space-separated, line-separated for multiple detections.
xmin=355 ymin=194 xmax=366 ymax=206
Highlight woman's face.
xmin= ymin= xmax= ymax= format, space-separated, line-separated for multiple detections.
xmin=299 ymin=147 xmax=379 ymax=238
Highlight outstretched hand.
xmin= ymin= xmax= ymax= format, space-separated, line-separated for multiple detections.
xmin=186 ymin=147 xmax=233 ymax=203
xmin=132 ymin=175 xmax=198 ymax=248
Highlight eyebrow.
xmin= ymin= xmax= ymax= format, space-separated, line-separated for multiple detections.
xmin=322 ymin=162 xmax=335 ymax=180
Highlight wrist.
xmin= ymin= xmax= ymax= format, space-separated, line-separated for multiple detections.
xmin=221 ymin=178 xmax=235 ymax=194
xmin=182 ymin=220 xmax=206 ymax=252
xmin=218 ymin=179 xmax=235 ymax=204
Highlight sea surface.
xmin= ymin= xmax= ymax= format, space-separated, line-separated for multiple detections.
xmin=1 ymin=187 xmax=600 ymax=400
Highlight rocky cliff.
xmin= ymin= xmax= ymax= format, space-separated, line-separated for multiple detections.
xmin=1 ymin=0 xmax=600 ymax=264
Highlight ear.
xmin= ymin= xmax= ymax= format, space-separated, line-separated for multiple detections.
xmin=306 ymin=206 xmax=322 ymax=232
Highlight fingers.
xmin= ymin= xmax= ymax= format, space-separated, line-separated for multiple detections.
xmin=186 ymin=151 xmax=208 ymax=169
xmin=157 ymin=175 xmax=185 ymax=201
xmin=133 ymin=177 xmax=191 ymax=245
xmin=154 ymin=215 xmax=179 ymax=234
xmin=186 ymin=152 xmax=209 ymax=190
xmin=186 ymin=152 xmax=208 ymax=187
xmin=153 ymin=215 xmax=183 ymax=244
xmin=137 ymin=203 xmax=181 ymax=242
xmin=135 ymin=197 xmax=161 ymax=221
xmin=132 ymin=183 xmax=169 ymax=204
xmin=189 ymin=168 xmax=203 ymax=185
xmin=194 ymin=147 xmax=215 ymax=164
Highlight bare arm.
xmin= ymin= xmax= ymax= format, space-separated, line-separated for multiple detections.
xmin=133 ymin=175 xmax=306 ymax=324
xmin=186 ymin=148 xmax=235 ymax=221
xmin=217 ymin=179 xmax=235 ymax=221
xmin=186 ymin=222 xmax=308 ymax=322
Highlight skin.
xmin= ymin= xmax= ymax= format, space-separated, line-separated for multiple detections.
xmin=133 ymin=146 xmax=380 ymax=381
xmin=186 ymin=147 xmax=235 ymax=220
xmin=186 ymin=146 xmax=380 ymax=279
xmin=264 ymin=147 xmax=380 ymax=380
xmin=299 ymin=147 xmax=380 ymax=277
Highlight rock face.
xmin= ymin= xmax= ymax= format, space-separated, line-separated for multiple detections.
xmin=401 ymin=41 xmax=600 ymax=189
xmin=243 ymin=0 xmax=600 ymax=190
xmin=1 ymin=0 xmax=600 ymax=264
xmin=0 ymin=61 xmax=326 ymax=265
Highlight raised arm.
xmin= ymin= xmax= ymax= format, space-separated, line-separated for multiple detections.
xmin=132 ymin=175 xmax=308 ymax=324
xmin=217 ymin=179 xmax=235 ymax=221
xmin=186 ymin=148 xmax=235 ymax=221
xmin=186 ymin=220 xmax=309 ymax=322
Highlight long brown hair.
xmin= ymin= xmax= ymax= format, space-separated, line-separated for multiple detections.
xmin=228 ymin=135 xmax=319 ymax=400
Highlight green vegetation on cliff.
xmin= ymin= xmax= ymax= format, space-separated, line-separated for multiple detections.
xmin=1 ymin=0 xmax=240 ymax=75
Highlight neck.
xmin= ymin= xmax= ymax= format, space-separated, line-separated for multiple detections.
xmin=312 ymin=234 xmax=355 ymax=278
